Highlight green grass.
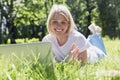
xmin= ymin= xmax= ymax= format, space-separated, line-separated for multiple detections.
xmin=0 ymin=38 xmax=120 ymax=80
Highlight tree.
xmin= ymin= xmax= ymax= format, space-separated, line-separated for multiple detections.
xmin=0 ymin=0 xmax=17 ymax=44
xmin=85 ymin=0 xmax=97 ymax=37
xmin=97 ymin=0 xmax=119 ymax=39
xmin=66 ymin=0 xmax=87 ymax=35
xmin=66 ymin=0 xmax=98 ymax=37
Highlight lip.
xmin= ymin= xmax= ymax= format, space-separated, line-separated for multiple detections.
xmin=55 ymin=29 xmax=63 ymax=32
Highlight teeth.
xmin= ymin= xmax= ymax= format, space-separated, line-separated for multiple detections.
xmin=56 ymin=29 xmax=62 ymax=32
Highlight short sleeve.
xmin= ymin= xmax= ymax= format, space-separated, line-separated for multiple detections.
xmin=42 ymin=36 xmax=47 ymax=42
xmin=42 ymin=34 xmax=51 ymax=42
xmin=75 ymin=33 xmax=91 ymax=53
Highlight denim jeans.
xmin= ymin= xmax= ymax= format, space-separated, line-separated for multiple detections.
xmin=88 ymin=33 xmax=107 ymax=54
xmin=87 ymin=33 xmax=107 ymax=63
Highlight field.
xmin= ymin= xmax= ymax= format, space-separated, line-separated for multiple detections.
xmin=0 ymin=38 xmax=120 ymax=80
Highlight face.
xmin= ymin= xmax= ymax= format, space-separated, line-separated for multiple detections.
xmin=50 ymin=13 xmax=69 ymax=37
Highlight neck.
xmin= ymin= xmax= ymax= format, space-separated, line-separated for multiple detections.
xmin=56 ymin=35 xmax=69 ymax=46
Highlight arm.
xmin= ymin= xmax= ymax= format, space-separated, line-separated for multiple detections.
xmin=69 ymin=44 xmax=87 ymax=65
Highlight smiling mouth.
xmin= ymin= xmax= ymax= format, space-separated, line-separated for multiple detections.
xmin=55 ymin=29 xmax=63 ymax=32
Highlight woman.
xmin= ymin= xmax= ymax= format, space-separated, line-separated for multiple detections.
xmin=42 ymin=4 xmax=107 ymax=64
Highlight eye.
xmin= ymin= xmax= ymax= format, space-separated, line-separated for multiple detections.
xmin=53 ymin=21 xmax=58 ymax=24
xmin=61 ymin=21 xmax=67 ymax=25
xmin=51 ymin=20 xmax=58 ymax=26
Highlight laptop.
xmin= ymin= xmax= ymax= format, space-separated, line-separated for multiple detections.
xmin=0 ymin=42 xmax=54 ymax=70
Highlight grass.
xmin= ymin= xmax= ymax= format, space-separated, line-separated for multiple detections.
xmin=0 ymin=38 xmax=120 ymax=80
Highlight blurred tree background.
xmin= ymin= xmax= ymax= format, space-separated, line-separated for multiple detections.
xmin=0 ymin=0 xmax=120 ymax=44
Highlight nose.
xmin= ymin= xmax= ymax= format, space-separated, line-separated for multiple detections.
xmin=56 ymin=22 xmax=62 ymax=27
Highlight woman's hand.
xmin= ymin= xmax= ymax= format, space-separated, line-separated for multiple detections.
xmin=68 ymin=43 xmax=87 ymax=64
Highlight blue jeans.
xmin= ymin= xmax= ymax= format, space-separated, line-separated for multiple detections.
xmin=88 ymin=33 xmax=107 ymax=54
xmin=87 ymin=33 xmax=107 ymax=63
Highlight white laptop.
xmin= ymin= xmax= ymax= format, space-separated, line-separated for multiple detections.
xmin=0 ymin=42 xmax=53 ymax=67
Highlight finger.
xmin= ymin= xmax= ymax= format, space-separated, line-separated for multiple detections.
xmin=68 ymin=46 xmax=77 ymax=61
xmin=70 ymin=43 xmax=76 ymax=51
xmin=70 ymin=46 xmax=79 ymax=60
xmin=74 ymin=47 xmax=80 ymax=60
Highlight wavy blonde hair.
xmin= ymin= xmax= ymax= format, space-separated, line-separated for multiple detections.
xmin=47 ymin=4 xmax=76 ymax=35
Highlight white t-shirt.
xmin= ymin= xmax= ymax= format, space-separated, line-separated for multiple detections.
xmin=42 ymin=30 xmax=91 ymax=62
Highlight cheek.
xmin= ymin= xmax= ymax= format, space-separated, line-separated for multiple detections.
xmin=50 ymin=26 xmax=54 ymax=32
xmin=65 ymin=26 xmax=69 ymax=31
xmin=65 ymin=25 xmax=70 ymax=32
xmin=49 ymin=25 xmax=54 ymax=32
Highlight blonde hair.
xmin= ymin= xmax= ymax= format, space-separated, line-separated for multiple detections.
xmin=47 ymin=4 xmax=76 ymax=35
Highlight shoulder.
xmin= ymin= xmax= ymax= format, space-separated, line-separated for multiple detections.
xmin=71 ymin=30 xmax=86 ymax=40
xmin=71 ymin=30 xmax=91 ymax=52
xmin=42 ymin=34 xmax=54 ymax=42
xmin=71 ymin=30 xmax=90 ymax=45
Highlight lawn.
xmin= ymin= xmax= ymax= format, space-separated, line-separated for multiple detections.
xmin=0 ymin=38 xmax=120 ymax=80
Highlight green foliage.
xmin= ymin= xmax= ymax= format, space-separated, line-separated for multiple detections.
xmin=1 ymin=0 xmax=120 ymax=44
xmin=1 ymin=38 xmax=120 ymax=79
xmin=14 ymin=0 xmax=47 ymax=26
xmin=7 ymin=38 xmax=39 ymax=44
xmin=66 ymin=0 xmax=99 ymax=36
xmin=97 ymin=0 xmax=120 ymax=39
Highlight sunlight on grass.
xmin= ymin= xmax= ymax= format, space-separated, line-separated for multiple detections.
xmin=0 ymin=38 xmax=120 ymax=80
